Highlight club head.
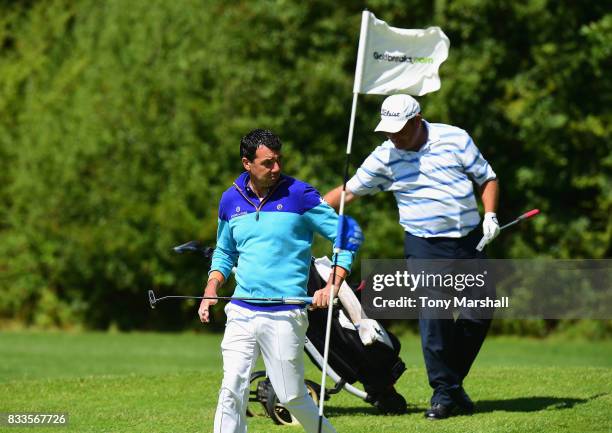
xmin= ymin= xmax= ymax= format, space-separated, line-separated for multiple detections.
xmin=173 ymin=240 xmax=214 ymax=259
xmin=148 ymin=290 xmax=157 ymax=309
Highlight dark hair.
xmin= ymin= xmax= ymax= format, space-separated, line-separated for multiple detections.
xmin=240 ymin=129 xmax=282 ymax=161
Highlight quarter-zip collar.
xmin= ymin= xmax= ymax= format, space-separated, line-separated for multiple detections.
xmin=232 ymin=172 xmax=285 ymax=221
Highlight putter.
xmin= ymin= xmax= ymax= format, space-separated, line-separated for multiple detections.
xmin=476 ymin=209 xmax=540 ymax=251
xmin=149 ymin=241 xmax=337 ymax=310
xmin=148 ymin=289 xmax=315 ymax=309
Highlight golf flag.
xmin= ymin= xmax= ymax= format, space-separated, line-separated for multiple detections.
xmin=335 ymin=215 xmax=364 ymax=252
xmin=353 ymin=11 xmax=450 ymax=96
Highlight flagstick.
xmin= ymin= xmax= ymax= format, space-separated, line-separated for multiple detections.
xmin=317 ymin=11 xmax=369 ymax=433
xmin=315 ymin=8 xmax=451 ymax=430
xmin=317 ymin=93 xmax=359 ymax=433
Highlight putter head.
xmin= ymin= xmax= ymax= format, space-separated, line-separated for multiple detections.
xmin=148 ymin=290 xmax=157 ymax=309
xmin=173 ymin=240 xmax=214 ymax=259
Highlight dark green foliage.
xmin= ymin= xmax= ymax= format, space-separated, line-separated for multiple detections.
xmin=0 ymin=0 xmax=609 ymax=331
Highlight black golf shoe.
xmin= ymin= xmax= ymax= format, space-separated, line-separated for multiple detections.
xmin=424 ymin=403 xmax=453 ymax=420
xmin=450 ymin=387 xmax=475 ymax=413
xmin=425 ymin=390 xmax=475 ymax=420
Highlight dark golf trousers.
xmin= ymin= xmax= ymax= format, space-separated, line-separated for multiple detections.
xmin=404 ymin=229 xmax=492 ymax=407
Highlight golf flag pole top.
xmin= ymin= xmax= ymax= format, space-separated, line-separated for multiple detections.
xmin=353 ymin=11 xmax=450 ymax=96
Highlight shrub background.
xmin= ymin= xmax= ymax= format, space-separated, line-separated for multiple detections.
xmin=0 ymin=0 xmax=609 ymax=332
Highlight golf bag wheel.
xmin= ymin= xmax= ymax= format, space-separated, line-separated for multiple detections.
xmin=246 ymin=370 xmax=268 ymax=418
xmin=265 ymin=380 xmax=320 ymax=425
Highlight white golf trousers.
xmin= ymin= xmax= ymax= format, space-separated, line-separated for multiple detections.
xmin=213 ymin=302 xmax=336 ymax=433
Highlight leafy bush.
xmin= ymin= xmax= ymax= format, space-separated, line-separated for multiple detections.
xmin=0 ymin=0 xmax=609 ymax=331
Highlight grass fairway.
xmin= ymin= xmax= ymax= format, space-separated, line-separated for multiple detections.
xmin=0 ymin=331 xmax=610 ymax=432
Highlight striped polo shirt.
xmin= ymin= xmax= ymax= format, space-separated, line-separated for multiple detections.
xmin=346 ymin=121 xmax=496 ymax=238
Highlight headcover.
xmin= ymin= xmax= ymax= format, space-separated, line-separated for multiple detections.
xmin=335 ymin=215 xmax=364 ymax=252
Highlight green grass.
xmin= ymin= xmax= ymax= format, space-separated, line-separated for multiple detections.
xmin=0 ymin=331 xmax=611 ymax=432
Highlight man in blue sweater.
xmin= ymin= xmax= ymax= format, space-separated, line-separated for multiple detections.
xmin=198 ymin=129 xmax=352 ymax=433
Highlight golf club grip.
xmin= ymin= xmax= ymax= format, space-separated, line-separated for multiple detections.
xmin=283 ymin=297 xmax=313 ymax=304
xmin=284 ymin=297 xmax=339 ymax=306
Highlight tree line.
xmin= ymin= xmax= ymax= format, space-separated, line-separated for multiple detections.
xmin=0 ymin=0 xmax=609 ymax=333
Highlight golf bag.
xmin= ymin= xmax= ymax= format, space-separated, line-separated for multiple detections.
xmin=304 ymin=258 xmax=407 ymax=414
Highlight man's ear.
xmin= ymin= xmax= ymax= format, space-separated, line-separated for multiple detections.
xmin=242 ymin=157 xmax=251 ymax=171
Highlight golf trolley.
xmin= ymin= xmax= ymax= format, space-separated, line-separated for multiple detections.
xmin=158 ymin=241 xmax=407 ymax=425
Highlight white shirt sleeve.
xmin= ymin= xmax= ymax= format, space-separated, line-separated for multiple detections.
xmin=346 ymin=151 xmax=395 ymax=196
xmin=458 ymin=136 xmax=497 ymax=186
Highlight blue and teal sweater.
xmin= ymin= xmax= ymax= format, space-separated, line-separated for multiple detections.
xmin=210 ymin=172 xmax=353 ymax=308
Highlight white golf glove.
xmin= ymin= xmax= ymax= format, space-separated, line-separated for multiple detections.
xmin=482 ymin=212 xmax=500 ymax=245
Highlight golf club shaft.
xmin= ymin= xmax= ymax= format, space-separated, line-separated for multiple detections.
xmin=499 ymin=219 xmax=519 ymax=231
xmin=157 ymin=295 xmax=312 ymax=304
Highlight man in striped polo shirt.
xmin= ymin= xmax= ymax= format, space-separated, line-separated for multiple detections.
xmin=324 ymin=94 xmax=500 ymax=419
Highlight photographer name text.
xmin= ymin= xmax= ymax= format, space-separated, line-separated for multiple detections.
xmin=372 ymin=296 xmax=509 ymax=309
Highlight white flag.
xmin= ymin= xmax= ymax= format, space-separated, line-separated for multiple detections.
xmin=353 ymin=11 xmax=450 ymax=96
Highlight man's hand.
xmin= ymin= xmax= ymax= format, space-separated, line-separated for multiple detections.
xmin=311 ymin=266 xmax=348 ymax=309
xmin=198 ymin=297 xmax=217 ymax=323
xmin=311 ymin=285 xmax=335 ymax=309
xmin=482 ymin=212 xmax=500 ymax=245
xmin=198 ymin=273 xmax=224 ymax=323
